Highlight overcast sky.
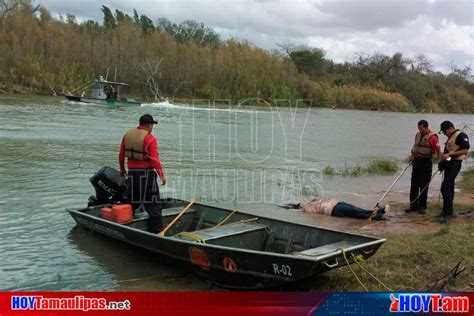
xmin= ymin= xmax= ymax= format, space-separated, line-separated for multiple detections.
xmin=40 ymin=0 xmax=473 ymax=73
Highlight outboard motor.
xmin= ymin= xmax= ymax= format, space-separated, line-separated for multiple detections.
xmin=88 ymin=167 xmax=126 ymax=206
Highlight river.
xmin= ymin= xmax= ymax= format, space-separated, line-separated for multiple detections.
xmin=0 ymin=94 xmax=472 ymax=290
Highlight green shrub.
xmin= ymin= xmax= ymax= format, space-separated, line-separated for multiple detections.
xmin=199 ymin=83 xmax=221 ymax=99
xmin=340 ymin=164 xmax=365 ymax=177
xmin=349 ymin=165 xmax=365 ymax=176
xmin=367 ymin=159 xmax=398 ymax=174
xmin=322 ymin=165 xmax=336 ymax=176
xmin=272 ymin=85 xmax=296 ymax=101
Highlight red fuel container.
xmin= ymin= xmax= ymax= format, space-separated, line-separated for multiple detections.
xmin=100 ymin=207 xmax=114 ymax=221
xmin=111 ymin=204 xmax=133 ymax=223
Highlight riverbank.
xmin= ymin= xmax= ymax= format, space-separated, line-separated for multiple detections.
xmin=2 ymin=89 xmax=474 ymax=113
xmin=3 ymin=1 xmax=474 ymax=114
xmin=310 ymin=168 xmax=474 ymax=292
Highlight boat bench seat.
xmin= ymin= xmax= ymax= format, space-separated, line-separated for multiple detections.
xmin=162 ymin=206 xmax=197 ymax=218
xmin=127 ymin=206 xmax=197 ymax=232
xmin=191 ymin=223 xmax=267 ymax=241
xmin=296 ymin=240 xmax=361 ymax=257
xmin=131 ymin=206 xmax=197 ymax=221
xmin=175 ymin=222 xmax=270 ymax=250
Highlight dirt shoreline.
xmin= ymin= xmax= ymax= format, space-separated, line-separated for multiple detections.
xmin=351 ymin=190 xmax=474 ymax=236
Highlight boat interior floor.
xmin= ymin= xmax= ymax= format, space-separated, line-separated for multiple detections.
xmin=123 ymin=206 xmax=367 ymax=256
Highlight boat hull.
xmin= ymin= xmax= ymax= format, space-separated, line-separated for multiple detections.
xmin=65 ymin=95 xmax=141 ymax=107
xmin=67 ymin=199 xmax=385 ymax=289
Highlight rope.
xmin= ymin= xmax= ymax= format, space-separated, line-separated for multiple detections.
xmin=438 ymin=171 xmax=444 ymax=203
xmin=350 ymin=254 xmax=394 ymax=292
xmin=174 ymin=231 xmax=207 ymax=243
xmin=408 ymin=169 xmax=440 ymax=206
xmin=337 ymin=248 xmax=369 ymax=291
xmin=394 ymin=217 xmax=434 ymax=224
xmin=294 ymin=247 xmax=393 ymax=292
xmin=215 ymin=210 xmax=237 ymax=227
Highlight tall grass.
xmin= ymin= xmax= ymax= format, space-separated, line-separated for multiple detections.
xmin=367 ymin=159 xmax=399 ymax=174
xmin=459 ymin=167 xmax=474 ymax=191
xmin=321 ymin=159 xmax=398 ymax=177
xmin=309 ymin=82 xmax=414 ymax=112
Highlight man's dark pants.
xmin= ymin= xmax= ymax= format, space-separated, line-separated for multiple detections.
xmin=332 ymin=202 xmax=373 ymax=219
xmin=126 ymin=169 xmax=162 ymax=233
xmin=409 ymin=158 xmax=432 ymax=210
xmin=440 ymin=161 xmax=462 ymax=216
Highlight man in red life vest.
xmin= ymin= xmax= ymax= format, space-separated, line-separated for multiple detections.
xmin=119 ymin=114 xmax=166 ymax=233
xmin=405 ymin=120 xmax=440 ymax=214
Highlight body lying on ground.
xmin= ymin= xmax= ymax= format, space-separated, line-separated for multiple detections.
xmin=281 ymin=197 xmax=388 ymax=220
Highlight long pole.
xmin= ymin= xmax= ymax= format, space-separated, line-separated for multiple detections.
xmin=159 ymin=199 xmax=196 ymax=236
xmin=370 ymin=161 xmax=412 ymax=219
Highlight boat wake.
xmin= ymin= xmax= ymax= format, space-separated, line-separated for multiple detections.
xmin=61 ymin=99 xmax=112 ymax=107
xmin=142 ymin=101 xmax=264 ymax=113
xmin=141 ymin=100 xmax=175 ymax=108
xmin=61 ymin=99 xmax=84 ymax=106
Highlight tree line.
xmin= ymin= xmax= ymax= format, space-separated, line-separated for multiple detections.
xmin=0 ymin=0 xmax=473 ymax=112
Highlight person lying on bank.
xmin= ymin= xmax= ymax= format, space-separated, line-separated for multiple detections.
xmin=281 ymin=197 xmax=388 ymax=220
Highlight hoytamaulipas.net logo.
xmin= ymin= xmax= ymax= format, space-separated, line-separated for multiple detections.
xmin=389 ymin=293 xmax=469 ymax=313
xmin=11 ymin=295 xmax=131 ymax=311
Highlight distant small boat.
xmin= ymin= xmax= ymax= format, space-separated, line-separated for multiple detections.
xmin=65 ymin=76 xmax=141 ymax=107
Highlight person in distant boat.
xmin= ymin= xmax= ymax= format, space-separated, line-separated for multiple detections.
xmin=104 ymin=84 xmax=114 ymax=99
xmin=437 ymin=120 xmax=470 ymax=223
xmin=104 ymin=85 xmax=110 ymax=99
xmin=405 ymin=120 xmax=441 ymax=214
xmin=119 ymin=114 xmax=167 ymax=233
xmin=281 ymin=198 xmax=388 ymax=220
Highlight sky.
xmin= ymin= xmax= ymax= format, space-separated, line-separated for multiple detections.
xmin=39 ymin=0 xmax=473 ymax=73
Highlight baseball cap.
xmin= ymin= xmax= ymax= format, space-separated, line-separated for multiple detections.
xmin=139 ymin=114 xmax=158 ymax=125
xmin=438 ymin=120 xmax=453 ymax=134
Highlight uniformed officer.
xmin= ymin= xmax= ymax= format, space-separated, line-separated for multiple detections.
xmin=437 ymin=121 xmax=470 ymax=223
xmin=405 ymin=120 xmax=440 ymax=214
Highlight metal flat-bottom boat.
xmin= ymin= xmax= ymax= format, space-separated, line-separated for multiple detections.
xmin=67 ymin=198 xmax=385 ymax=289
